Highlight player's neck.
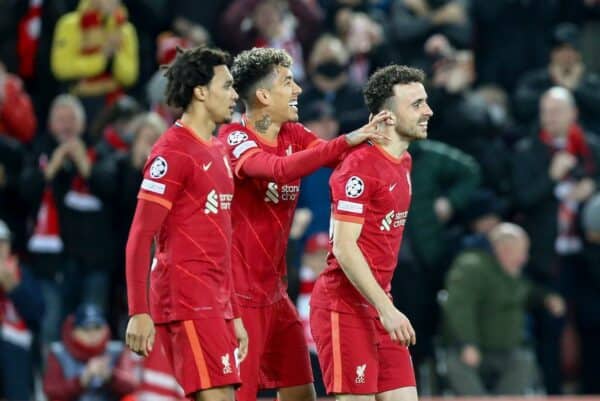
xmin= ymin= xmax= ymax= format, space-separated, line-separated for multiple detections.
xmin=379 ymin=128 xmax=409 ymax=158
xmin=245 ymin=110 xmax=281 ymax=142
xmin=180 ymin=106 xmax=215 ymax=142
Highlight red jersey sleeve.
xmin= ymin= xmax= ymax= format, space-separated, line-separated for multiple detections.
xmin=219 ymin=129 xmax=261 ymax=178
xmin=291 ymin=122 xmax=323 ymax=150
xmin=137 ymin=150 xmax=190 ymax=210
xmin=330 ymin=155 xmax=374 ymax=225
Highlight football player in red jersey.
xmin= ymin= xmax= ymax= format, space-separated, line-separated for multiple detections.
xmin=218 ymin=47 xmax=393 ymax=401
xmin=124 ymin=46 xmax=246 ymax=401
xmin=310 ymin=65 xmax=433 ymax=401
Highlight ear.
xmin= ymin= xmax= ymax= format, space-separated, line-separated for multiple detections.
xmin=254 ymin=88 xmax=271 ymax=107
xmin=193 ymin=86 xmax=208 ymax=102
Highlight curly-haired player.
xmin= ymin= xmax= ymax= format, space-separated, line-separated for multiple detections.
xmin=124 ymin=46 xmax=246 ymax=401
xmin=218 ymin=47 xmax=393 ymax=401
xmin=310 ymin=65 xmax=432 ymax=401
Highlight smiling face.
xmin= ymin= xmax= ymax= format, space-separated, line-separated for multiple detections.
xmin=387 ymin=82 xmax=433 ymax=141
xmin=263 ymin=65 xmax=303 ymax=124
xmin=204 ymin=65 xmax=239 ymax=124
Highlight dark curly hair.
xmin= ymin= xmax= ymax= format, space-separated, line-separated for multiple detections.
xmin=163 ymin=46 xmax=232 ymax=110
xmin=231 ymin=48 xmax=292 ymax=103
xmin=363 ymin=65 xmax=426 ymax=114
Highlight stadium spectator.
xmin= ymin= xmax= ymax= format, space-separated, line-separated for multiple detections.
xmin=51 ymin=0 xmax=139 ymax=120
xmin=396 ymin=139 xmax=480 ymax=372
xmin=301 ymin=34 xmax=368 ymax=133
xmin=442 ymin=222 xmax=565 ymax=395
xmin=573 ymin=193 xmax=600 ymax=394
xmin=470 ymin=0 xmax=560 ymax=91
xmin=514 ymin=23 xmax=600 ymax=132
xmin=43 ymin=303 xmax=140 ymax=400
xmin=0 ymin=60 xmax=37 ymax=144
xmin=388 ymin=0 xmax=471 ymax=70
xmin=511 ymin=86 xmax=600 ymax=393
xmin=110 ymin=112 xmax=164 ymax=332
xmin=0 ymin=219 xmax=45 ymax=401
xmin=220 ymin=0 xmax=324 ymax=82
xmin=20 ymin=94 xmax=117 ymax=342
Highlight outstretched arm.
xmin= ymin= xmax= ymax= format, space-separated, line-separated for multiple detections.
xmin=238 ymin=111 xmax=393 ymax=182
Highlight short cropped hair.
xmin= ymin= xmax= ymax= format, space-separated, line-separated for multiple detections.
xmin=363 ymin=65 xmax=426 ymax=114
xmin=163 ymin=46 xmax=231 ymax=110
xmin=231 ymin=47 xmax=292 ymax=103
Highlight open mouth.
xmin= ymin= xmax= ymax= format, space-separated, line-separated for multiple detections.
xmin=288 ymin=100 xmax=298 ymax=111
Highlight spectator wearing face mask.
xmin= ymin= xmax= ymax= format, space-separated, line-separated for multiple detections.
xmin=300 ymin=34 xmax=368 ymax=133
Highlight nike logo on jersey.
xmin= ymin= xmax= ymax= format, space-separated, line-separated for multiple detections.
xmin=203 ymin=161 xmax=212 ymax=171
xmin=389 ymin=183 xmax=397 ymax=192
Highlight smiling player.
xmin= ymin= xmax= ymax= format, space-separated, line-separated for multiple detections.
xmin=218 ymin=47 xmax=392 ymax=401
xmin=310 ymin=65 xmax=433 ymax=401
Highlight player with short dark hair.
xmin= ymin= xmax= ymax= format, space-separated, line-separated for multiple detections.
xmin=218 ymin=47 xmax=393 ymax=401
xmin=310 ymin=65 xmax=432 ymax=401
xmin=124 ymin=46 xmax=246 ymax=401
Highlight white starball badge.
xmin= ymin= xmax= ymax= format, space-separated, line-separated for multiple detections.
xmin=150 ymin=156 xmax=168 ymax=179
xmin=345 ymin=176 xmax=364 ymax=198
xmin=227 ymin=131 xmax=248 ymax=146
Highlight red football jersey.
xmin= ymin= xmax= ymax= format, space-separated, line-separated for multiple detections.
xmin=218 ymin=119 xmax=320 ymax=306
xmin=310 ymin=143 xmax=413 ymax=317
xmin=138 ymin=121 xmax=235 ymax=323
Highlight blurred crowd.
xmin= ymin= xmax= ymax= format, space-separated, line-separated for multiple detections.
xmin=1 ymin=0 xmax=600 ymax=399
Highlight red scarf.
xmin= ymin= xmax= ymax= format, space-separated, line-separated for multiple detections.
xmin=539 ymin=123 xmax=596 ymax=175
xmin=539 ymin=123 xmax=595 ymax=255
xmin=17 ymin=0 xmax=43 ymax=79
xmin=62 ymin=316 xmax=110 ymax=362
xmin=28 ymin=147 xmax=99 ymax=253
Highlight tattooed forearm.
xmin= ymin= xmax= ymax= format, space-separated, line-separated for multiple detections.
xmin=255 ymin=115 xmax=272 ymax=133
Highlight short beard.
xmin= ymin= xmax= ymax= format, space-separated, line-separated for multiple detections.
xmin=256 ymin=114 xmax=272 ymax=133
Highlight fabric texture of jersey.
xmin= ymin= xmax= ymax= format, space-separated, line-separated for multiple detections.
xmin=218 ymin=120 xmax=320 ymax=307
xmin=138 ymin=121 xmax=235 ymax=323
xmin=310 ymin=143 xmax=413 ymax=317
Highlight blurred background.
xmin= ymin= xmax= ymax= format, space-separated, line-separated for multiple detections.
xmin=0 ymin=0 xmax=600 ymax=399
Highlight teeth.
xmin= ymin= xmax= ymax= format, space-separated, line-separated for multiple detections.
xmin=289 ymin=101 xmax=298 ymax=106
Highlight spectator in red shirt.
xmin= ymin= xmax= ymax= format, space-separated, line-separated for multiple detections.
xmin=0 ymin=61 xmax=37 ymax=144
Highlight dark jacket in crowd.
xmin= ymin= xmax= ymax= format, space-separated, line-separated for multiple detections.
xmin=0 ymin=136 xmax=27 ymax=253
xmin=300 ymin=82 xmax=369 ymax=134
xmin=514 ymin=68 xmax=600 ymax=132
xmin=470 ymin=0 xmax=560 ymax=91
xmin=406 ymin=140 xmax=481 ymax=270
xmin=0 ymin=263 xmax=45 ymax=401
xmin=19 ymin=135 xmax=117 ymax=275
xmin=427 ymin=86 xmax=513 ymax=197
xmin=511 ymin=132 xmax=600 ymax=282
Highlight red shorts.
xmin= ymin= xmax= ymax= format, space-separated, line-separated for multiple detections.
xmin=237 ymin=297 xmax=313 ymax=401
xmin=310 ymin=307 xmax=416 ymax=395
xmin=155 ymin=318 xmax=241 ymax=397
